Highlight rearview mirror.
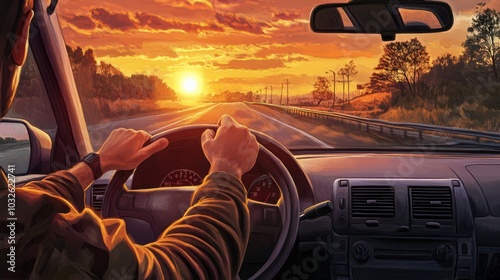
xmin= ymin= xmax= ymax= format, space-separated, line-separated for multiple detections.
xmin=310 ymin=1 xmax=454 ymax=41
xmin=0 ymin=118 xmax=52 ymax=175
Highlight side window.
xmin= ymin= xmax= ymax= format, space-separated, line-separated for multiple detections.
xmin=5 ymin=47 xmax=57 ymax=139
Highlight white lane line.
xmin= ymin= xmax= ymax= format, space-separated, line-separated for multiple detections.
xmin=150 ymin=103 xmax=221 ymax=134
xmin=246 ymin=105 xmax=332 ymax=148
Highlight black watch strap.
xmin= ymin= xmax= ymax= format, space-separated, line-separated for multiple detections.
xmin=81 ymin=153 xmax=103 ymax=180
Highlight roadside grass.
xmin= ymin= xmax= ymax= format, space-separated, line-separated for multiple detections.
xmin=292 ymin=91 xmax=500 ymax=133
xmin=378 ymin=104 xmax=500 ymax=132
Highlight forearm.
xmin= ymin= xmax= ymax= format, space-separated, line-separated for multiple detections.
xmin=68 ymin=162 xmax=94 ymax=191
xmin=138 ymin=172 xmax=250 ymax=279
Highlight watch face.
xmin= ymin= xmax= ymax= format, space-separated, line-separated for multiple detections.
xmin=84 ymin=153 xmax=98 ymax=162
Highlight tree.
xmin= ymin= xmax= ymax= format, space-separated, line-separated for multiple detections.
xmin=424 ymin=54 xmax=465 ymax=85
xmin=462 ymin=3 xmax=500 ymax=79
xmin=312 ymin=76 xmax=333 ymax=106
xmin=369 ymin=38 xmax=430 ymax=95
xmin=343 ymin=60 xmax=358 ymax=103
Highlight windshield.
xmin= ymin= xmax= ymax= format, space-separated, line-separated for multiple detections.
xmin=56 ymin=0 xmax=499 ymax=150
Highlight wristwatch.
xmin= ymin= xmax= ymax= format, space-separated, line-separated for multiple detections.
xmin=81 ymin=153 xmax=103 ymax=180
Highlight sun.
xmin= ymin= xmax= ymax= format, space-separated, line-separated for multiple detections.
xmin=178 ymin=72 xmax=203 ymax=98
xmin=182 ymin=77 xmax=199 ymax=94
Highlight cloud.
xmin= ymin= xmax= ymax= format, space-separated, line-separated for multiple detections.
xmin=67 ymin=8 xmax=226 ymax=34
xmin=255 ymin=41 xmax=380 ymax=59
xmin=91 ymin=8 xmax=137 ymax=31
xmin=213 ymin=73 xmax=315 ymax=87
xmin=96 ymin=47 xmax=136 ymax=57
xmin=62 ymin=14 xmax=96 ymax=30
xmin=153 ymin=0 xmax=213 ymax=10
xmin=449 ymin=0 xmax=500 ymax=14
xmin=285 ymin=56 xmax=308 ymax=62
xmin=215 ymin=13 xmax=271 ymax=34
xmin=135 ymin=12 xmax=224 ymax=32
xmin=272 ymin=11 xmax=301 ymax=21
xmin=214 ymin=58 xmax=286 ymax=70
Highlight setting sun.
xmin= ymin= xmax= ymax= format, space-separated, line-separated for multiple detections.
xmin=177 ymin=72 xmax=203 ymax=98
xmin=182 ymin=77 xmax=198 ymax=94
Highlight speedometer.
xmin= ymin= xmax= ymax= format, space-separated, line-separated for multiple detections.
xmin=160 ymin=169 xmax=203 ymax=187
xmin=248 ymin=175 xmax=281 ymax=204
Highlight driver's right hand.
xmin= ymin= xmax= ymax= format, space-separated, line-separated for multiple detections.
xmin=201 ymin=115 xmax=259 ymax=179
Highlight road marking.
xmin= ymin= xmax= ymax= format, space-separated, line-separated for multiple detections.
xmin=246 ymin=104 xmax=332 ymax=148
xmin=150 ymin=103 xmax=221 ymax=134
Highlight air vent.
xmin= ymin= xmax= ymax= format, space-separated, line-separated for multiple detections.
xmin=92 ymin=184 xmax=107 ymax=211
xmin=351 ymin=186 xmax=395 ymax=218
xmin=410 ymin=187 xmax=452 ymax=220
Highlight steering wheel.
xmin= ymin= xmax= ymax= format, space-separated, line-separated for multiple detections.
xmin=101 ymin=125 xmax=300 ymax=279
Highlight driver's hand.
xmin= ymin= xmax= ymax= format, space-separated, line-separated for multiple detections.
xmin=98 ymin=128 xmax=169 ymax=173
xmin=202 ymin=115 xmax=259 ymax=179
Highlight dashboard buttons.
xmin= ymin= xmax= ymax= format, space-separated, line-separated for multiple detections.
xmin=352 ymin=241 xmax=370 ymax=262
xmin=339 ymin=198 xmax=345 ymax=209
xmin=396 ymin=226 xmax=410 ymax=232
xmin=264 ymin=208 xmax=279 ymax=226
xmin=365 ymin=220 xmax=379 ymax=227
xmin=338 ymin=215 xmax=347 ymax=224
xmin=461 ymin=243 xmax=469 ymax=255
xmin=435 ymin=244 xmax=454 ymax=263
xmin=426 ymin=222 xmax=441 ymax=229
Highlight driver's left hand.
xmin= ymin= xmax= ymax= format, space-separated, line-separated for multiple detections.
xmin=98 ymin=128 xmax=169 ymax=173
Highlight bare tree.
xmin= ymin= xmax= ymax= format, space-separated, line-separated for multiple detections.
xmin=343 ymin=60 xmax=358 ymax=103
xmin=370 ymin=38 xmax=430 ymax=96
xmin=312 ymin=76 xmax=333 ymax=106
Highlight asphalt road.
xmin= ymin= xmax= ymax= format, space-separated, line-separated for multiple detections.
xmin=88 ymin=102 xmax=408 ymax=150
xmin=0 ymin=142 xmax=30 ymax=174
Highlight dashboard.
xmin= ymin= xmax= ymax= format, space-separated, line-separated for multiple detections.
xmin=291 ymin=152 xmax=500 ymax=280
xmin=87 ymin=146 xmax=500 ymax=280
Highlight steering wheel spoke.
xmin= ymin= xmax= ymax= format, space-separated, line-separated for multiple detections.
xmin=247 ymin=200 xmax=282 ymax=233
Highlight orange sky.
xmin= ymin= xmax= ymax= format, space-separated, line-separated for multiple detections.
xmin=56 ymin=0 xmax=500 ymax=99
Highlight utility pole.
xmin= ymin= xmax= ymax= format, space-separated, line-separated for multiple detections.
xmin=338 ymin=70 xmax=346 ymax=111
xmin=280 ymin=83 xmax=284 ymax=105
xmin=326 ymin=70 xmax=336 ymax=109
xmin=270 ymin=86 xmax=273 ymax=104
xmin=264 ymin=86 xmax=268 ymax=103
xmin=285 ymin=79 xmax=289 ymax=106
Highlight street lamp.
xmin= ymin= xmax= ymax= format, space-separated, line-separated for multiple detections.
xmin=264 ymin=86 xmax=268 ymax=103
xmin=284 ymin=79 xmax=289 ymax=106
xmin=338 ymin=70 xmax=346 ymax=111
xmin=280 ymin=83 xmax=284 ymax=105
xmin=270 ymin=86 xmax=273 ymax=104
xmin=326 ymin=70 xmax=336 ymax=109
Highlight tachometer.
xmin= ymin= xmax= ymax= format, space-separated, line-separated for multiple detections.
xmin=248 ymin=175 xmax=281 ymax=204
xmin=161 ymin=169 xmax=203 ymax=187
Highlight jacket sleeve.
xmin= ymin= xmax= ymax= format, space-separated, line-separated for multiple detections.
xmin=20 ymin=170 xmax=86 ymax=212
xmin=32 ymin=172 xmax=250 ymax=280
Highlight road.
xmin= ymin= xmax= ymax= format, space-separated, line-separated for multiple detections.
xmin=0 ymin=142 xmax=30 ymax=174
xmin=88 ymin=102 xmax=408 ymax=150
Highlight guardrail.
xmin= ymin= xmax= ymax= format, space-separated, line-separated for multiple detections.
xmin=251 ymin=102 xmax=500 ymax=144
